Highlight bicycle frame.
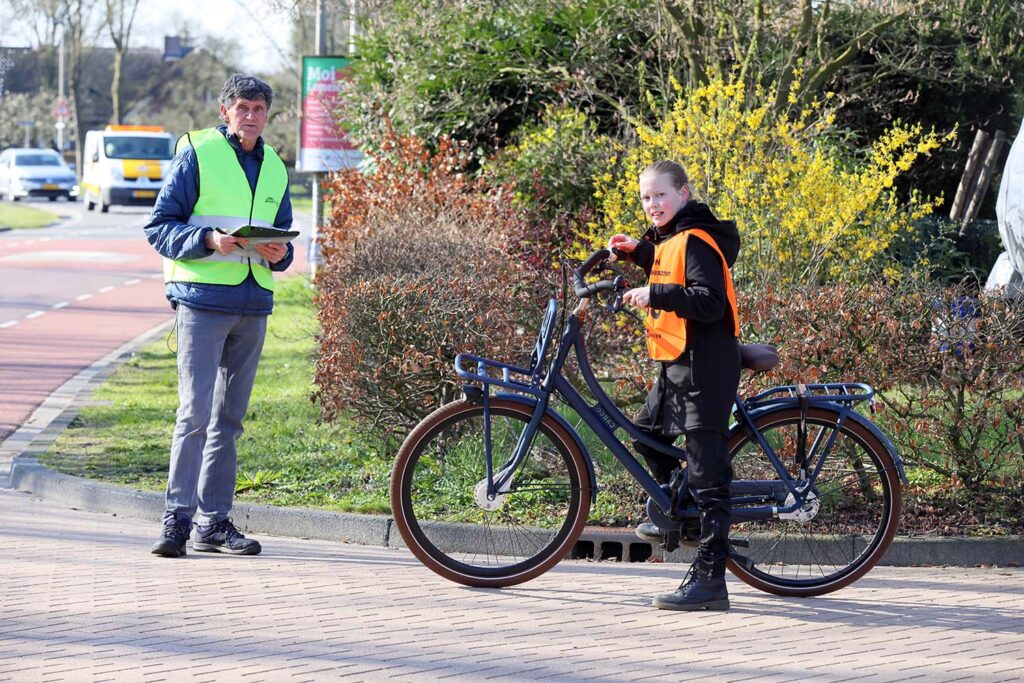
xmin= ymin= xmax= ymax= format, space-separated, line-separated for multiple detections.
xmin=456 ymin=296 xmax=905 ymax=525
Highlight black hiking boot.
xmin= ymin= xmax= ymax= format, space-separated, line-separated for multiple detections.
xmin=652 ymin=560 xmax=729 ymax=611
xmin=151 ymin=522 xmax=190 ymax=558
xmin=635 ymin=522 xmax=663 ymax=543
xmin=636 ymin=520 xmax=701 ymax=546
xmin=192 ymin=518 xmax=262 ymax=555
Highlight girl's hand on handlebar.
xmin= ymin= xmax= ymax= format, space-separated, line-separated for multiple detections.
xmin=622 ymin=286 xmax=650 ymax=308
xmin=607 ymin=234 xmax=638 ymax=254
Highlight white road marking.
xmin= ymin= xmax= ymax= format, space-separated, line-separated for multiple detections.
xmin=0 ymin=250 xmax=139 ymax=264
xmin=2 ymin=208 xmax=162 ymax=323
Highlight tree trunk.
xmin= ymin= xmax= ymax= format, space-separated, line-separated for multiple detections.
xmin=738 ymin=0 xmax=764 ymax=87
xmin=110 ymin=48 xmax=122 ymax=124
xmin=69 ymin=68 xmax=85 ymax=182
xmin=661 ymin=0 xmax=708 ymax=86
xmin=773 ymin=0 xmax=814 ymax=113
xmin=104 ymin=0 xmax=140 ymax=126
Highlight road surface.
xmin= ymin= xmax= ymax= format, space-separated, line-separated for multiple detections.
xmin=0 ymin=199 xmax=310 ymax=442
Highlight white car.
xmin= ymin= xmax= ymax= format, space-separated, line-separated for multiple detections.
xmin=0 ymin=147 xmax=77 ymax=202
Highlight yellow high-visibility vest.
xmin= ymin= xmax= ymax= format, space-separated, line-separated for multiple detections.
xmin=162 ymin=128 xmax=288 ymax=291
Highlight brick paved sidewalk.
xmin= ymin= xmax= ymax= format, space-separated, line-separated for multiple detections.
xmin=1 ymin=489 xmax=1021 ymax=683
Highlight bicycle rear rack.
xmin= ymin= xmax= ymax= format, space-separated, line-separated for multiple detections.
xmin=745 ymin=382 xmax=875 ymax=411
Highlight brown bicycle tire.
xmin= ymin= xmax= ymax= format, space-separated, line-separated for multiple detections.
xmin=390 ymin=399 xmax=592 ymax=588
xmin=725 ymin=406 xmax=902 ymax=597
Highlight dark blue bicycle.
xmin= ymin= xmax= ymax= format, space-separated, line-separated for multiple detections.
xmin=390 ymin=249 xmax=906 ymax=596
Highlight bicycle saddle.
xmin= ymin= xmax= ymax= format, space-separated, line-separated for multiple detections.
xmin=740 ymin=343 xmax=780 ymax=371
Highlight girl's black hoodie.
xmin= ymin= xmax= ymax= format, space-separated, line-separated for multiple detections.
xmin=627 ymin=200 xmax=742 ymax=436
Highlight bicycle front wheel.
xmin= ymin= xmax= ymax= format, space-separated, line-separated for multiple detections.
xmin=390 ymin=399 xmax=592 ymax=587
xmin=726 ymin=407 xmax=902 ymax=597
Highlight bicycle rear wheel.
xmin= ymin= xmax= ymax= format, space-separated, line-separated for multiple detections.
xmin=390 ymin=399 xmax=592 ymax=587
xmin=726 ymin=407 xmax=902 ymax=597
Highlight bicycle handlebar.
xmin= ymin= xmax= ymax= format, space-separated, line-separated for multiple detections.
xmin=573 ymin=248 xmax=620 ymax=299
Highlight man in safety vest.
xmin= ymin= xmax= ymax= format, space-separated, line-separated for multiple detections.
xmin=144 ymin=74 xmax=294 ymax=558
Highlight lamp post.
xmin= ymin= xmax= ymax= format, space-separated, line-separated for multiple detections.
xmin=56 ymin=20 xmax=66 ymax=153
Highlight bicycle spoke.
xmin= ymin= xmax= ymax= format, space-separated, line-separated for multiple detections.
xmin=727 ymin=409 xmax=898 ymax=593
xmin=397 ymin=403 xmax=588 ymax=579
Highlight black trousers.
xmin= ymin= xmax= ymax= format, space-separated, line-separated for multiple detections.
xmin=635 ymin=430 xmax=733 ymax=566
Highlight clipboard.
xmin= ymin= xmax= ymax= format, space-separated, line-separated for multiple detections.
xmin=216 ymin=225 xmax=300 ymax=243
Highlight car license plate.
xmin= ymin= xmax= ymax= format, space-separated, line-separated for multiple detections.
xmin=42 ymin=183 xmax=58 ymax=190
xmin=132 ymin=190 xmax=156 ymax=198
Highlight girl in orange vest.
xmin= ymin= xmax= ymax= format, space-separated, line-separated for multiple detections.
xmin=609 ymin=160 xmax=741 ymax=611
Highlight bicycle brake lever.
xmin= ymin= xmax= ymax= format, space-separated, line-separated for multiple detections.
xmin=607 ymin=290 xmax=624 ymax=314
xmin=605 ymin=276 xmax=625 ymax=313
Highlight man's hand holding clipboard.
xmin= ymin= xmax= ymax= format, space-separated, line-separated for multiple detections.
xmin=207 ymin=225 xmax=299 ymax=261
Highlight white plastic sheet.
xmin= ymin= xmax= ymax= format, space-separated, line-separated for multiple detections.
xmin=990 ymin=119 xmax=1024 ymax=294
xmin=984 ymin=251 xmax=1023 ymax=297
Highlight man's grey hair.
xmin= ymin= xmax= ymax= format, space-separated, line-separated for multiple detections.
xmin=219 ymin=74 xmax=273 ymax=109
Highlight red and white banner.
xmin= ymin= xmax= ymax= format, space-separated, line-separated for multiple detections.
xmin=298 ymin=56 xmax=361 ymax=172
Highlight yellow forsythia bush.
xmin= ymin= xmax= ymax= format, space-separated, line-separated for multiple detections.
xmin=586 ymin=76 xmax=955 ymax=287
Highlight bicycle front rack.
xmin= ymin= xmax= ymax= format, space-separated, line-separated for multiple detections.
xmin=455 ymin=353 xmax=544 ymax=398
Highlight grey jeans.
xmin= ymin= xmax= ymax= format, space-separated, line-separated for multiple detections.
xmin=162 ymin=305 xmax=267 ymax=527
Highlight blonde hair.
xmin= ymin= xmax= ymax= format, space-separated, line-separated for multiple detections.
xmin=641 ymin=160 xmax=689 ymax=193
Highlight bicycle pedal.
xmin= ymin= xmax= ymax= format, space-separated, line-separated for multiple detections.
xmin=728 ymin=538 xmax=750 ymax=548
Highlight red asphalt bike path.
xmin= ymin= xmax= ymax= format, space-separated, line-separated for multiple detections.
xmin=0 ymin=236 xmax=172 ymax=440
xmin=0 ymin=232 xmax=309 ymax=442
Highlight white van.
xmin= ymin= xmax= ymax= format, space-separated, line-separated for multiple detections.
xmin=81 ymin=125 xmax=175 ymax=212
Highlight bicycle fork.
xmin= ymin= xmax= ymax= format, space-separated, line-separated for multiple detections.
xmin=475 ymin=390 xmax=552 ymax=509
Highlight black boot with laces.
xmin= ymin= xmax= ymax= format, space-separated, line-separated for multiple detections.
xmin=151 ymin=522 xmax=190 ymax=558
xmin=635 ymin=522 xmax=664 ymax=543
xmin=652 ymin=559 xmax=729 ymax=611
xmin=193 ymin=518 xmax=262 ymax=555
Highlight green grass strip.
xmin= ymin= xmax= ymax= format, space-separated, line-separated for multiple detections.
xmin=0 ymin=203 xmax=60 ymax=229
xmin=40 ymin=276 xmax=393 ymax=515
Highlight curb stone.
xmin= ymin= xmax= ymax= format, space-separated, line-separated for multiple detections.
xmin=3 ymin=322 xmax=1021 ymax=567
xmin=9 ymin=458 xmax=392 ymax=547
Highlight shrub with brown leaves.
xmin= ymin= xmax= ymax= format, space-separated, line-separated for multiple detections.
xmin=314 ymin=125 xmax=554 ymax=444
xmin=741 ymin=280 xmax=1024 ymax=491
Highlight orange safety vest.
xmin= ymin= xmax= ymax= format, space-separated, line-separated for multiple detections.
xmin=645 ymin=229 xmax=740 ymax=361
